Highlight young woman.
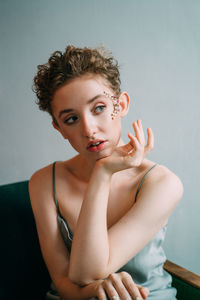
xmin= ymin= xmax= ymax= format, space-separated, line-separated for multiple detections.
xmin=29 ymin=45 xmax=183 ymax=300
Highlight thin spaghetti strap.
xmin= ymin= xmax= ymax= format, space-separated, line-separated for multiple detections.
xmin=52 ymin=162 xmax=73 ymax=245
xmin=135 ymin=163 xmax=158 ymax=202
xmin=52 ymin=161 xmax=60 ymax=214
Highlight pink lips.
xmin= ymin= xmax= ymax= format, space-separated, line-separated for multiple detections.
xmin=87 ymin=140 xmax=107 ymax=152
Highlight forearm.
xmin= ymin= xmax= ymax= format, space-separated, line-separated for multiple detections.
xmin=69 ymin=165 xmax=111 ymax=284
xmin=56 ymin=276 xmax=102 ymax=300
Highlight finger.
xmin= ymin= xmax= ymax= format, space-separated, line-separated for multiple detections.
xmin=106 ymin=274 xmax=132 ymax=300
xmin=133 ymin=120 xmax=145 ymax=145
xmin=98 ymin=284 xmax=110 ymax=300
xmin=122 ymin=277 xmax=143 ymax=300
xmin=127 ymin=132 xmax=137 ymax=151
xmin=112 ymin=279 xmax=132 ymax=300
xmin=128 ymin=133 xmax=140 ymax=151
xmin=125 ymin=135 xmax=134 ymax=153
xmin=103 ymin=279 xmax=120 ymax=300
xmin=144 ymin=128 xmax=154 ymax=156
xmin=137 ymin=119 xmax=146 ymax=144
xmin=141 ymin=287 xmax=150 ymax=299
xmin=128 ymin=133 xmax=144 ymax=160
xmin=136 ymin=285 xmax=149 ymax=299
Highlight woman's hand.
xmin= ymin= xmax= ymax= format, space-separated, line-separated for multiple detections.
xmin=97 ymin=119 xmax=154 ymax=175
xmin=94 ymin=271 xmax=149 ymax=300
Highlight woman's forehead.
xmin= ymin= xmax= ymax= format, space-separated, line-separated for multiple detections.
xmin=51 ymin=75 xmax=114 ymax=115
xmin=52 ymin=75 xmax=112 ymax=105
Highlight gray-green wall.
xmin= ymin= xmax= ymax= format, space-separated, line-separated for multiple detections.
xmin=1 ymin=0 xmax=199 ymax=274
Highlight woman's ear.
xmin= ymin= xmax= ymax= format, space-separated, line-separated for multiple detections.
xmin=52 ymin=121 xmax=68 ymax=139
xmin=118 ymin=91 xmax=130 ymax=117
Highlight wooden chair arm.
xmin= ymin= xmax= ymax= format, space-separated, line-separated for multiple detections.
xmin=164 ymin=260 xmax=200 ymax=289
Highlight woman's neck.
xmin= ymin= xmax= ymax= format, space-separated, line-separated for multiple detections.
xmin=72 ymin=155 xmax=97 ymax=182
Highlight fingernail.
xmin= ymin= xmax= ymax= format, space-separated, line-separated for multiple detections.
xmin=136 ymin=297 xmax=141 ymax=300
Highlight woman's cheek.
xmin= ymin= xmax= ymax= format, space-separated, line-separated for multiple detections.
xmin=102 ymin=109 xmax=114 ymax=122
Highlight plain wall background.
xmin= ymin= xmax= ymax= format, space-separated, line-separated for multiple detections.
xmin=0 ymin=0 xmax=199 ymax=274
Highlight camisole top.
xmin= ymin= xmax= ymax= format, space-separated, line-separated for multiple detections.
xmin=47 ymin=162 xmax=177 ymax=300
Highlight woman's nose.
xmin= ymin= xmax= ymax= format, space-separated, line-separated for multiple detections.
xmin=81 ymin=116 xmax=97 ymax=138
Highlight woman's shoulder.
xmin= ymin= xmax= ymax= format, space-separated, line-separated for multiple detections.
xmin=137 ymin=159 xmax=180 ymax=179
xmin=29 ymin=159 xmax=71 ymax=183
xmin=135 ymin=159 xmax=183 ymax=197
xmin=29 ymin=162 xmax=54 ymax=187
xmin=28 ymin=159 xmax=76 ymax=199
xmin=28 ymin=163 xmax=55 ymax=210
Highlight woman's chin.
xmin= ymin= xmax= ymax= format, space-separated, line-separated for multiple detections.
xmin=94 ymin=149 xmax=115 ymax=161
xmin=81 ymin=143 xmax=117 ymax=162
xmin=83 ymin=149 xmax=112 ymax=162
xmin=95 ymin=154 xmax=110 ymax=161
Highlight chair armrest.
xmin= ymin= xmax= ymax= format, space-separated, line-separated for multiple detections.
xmin=164 ymin=260 xmax=200 ymax=289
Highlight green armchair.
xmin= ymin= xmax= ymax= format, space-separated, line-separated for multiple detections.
xmin=0 ymin=180 xmax=50 ymax=300
xmin=0 ymin=180 xmax=199 ymax=300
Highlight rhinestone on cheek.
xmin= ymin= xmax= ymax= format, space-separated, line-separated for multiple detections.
xmin=103 ymin=91 xmax=120 ymax=119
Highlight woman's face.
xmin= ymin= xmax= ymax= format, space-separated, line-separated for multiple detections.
xmin=51 ymin=74 xmax=125 ymax=161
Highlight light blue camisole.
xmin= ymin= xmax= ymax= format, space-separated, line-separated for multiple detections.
xmin=46 ymin=162 xmax=177 ymax=300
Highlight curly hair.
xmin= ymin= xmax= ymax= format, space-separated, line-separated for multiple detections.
xmin=33 ymin=45 xmax=121 ymax=117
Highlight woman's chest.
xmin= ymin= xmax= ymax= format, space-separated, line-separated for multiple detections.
xmin=56 ymin=174 xmax=140 ymax=233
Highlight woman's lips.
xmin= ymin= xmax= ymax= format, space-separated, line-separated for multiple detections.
xmin=87 ymin=140 xmax=107 ymax=152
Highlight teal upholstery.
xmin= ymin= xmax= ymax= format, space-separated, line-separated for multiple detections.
xmin=0 ymin=181 xmax=50 ymax=300
xmin=0 ymin=180 xmax=199 ymax=300
xmin=172 ymin=276 xmax=200 ymax=300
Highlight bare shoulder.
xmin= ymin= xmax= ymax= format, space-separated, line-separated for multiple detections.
xmin=138 ymin=160 xmax=184 ymax=198
xmin=148 ymin=163 xmax=183 ymax=185
xmin=29 ymin=163 xmax=53 ymax=192
xmin=29 ymin=163 xmax=53 ymax=182
xmin=29 ymin=160 xmax=73 ymax=209
xmin=28 ymin=163 xmax=55 ymax=210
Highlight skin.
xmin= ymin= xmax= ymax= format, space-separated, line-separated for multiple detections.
xmin=29 ymin=74 xmax=183 ymax=300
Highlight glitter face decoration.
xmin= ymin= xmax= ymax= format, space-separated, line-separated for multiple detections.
xmin=103 ymin=91 xmax=120 ymax=120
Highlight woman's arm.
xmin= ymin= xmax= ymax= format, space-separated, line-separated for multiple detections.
xmin=57 ymin=272 xmax=149 ymax=300
xmin=105 ymin=166 xmax=183 ymax=276
xmin=29 ymin=166 xmax=148 ymax=300
xmin=68 ymin=121 xmax=184 ymax=284
xmin=68 ymin=167 xmax=112 ymax=283
xmin=68 ymin=120 xmax=151 ymax=283
xmin=29 ymin=167 xmax=101 ymax=300
xmin=69 ymin=164 xmax=183 ymax=285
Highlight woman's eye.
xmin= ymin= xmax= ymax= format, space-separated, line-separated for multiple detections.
xmin=95 ymin=105 xmax=105 ymax=113
xmin=64 ymin=115 xmax=78 ymax=124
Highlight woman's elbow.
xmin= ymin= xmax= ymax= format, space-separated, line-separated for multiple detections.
xmin=68 ymin=271 xmax=96 ymax=286
xmin=68 ymin=276 xmax=90 ymax=286
xmin=68 ymin=263 xmax=105 ymax=286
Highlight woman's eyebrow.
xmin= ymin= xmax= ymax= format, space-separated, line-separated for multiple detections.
xmin=58 ymin=94 xmax=105 ymax=118
xmin=87 ymin=94 xmax=104 ymax=104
